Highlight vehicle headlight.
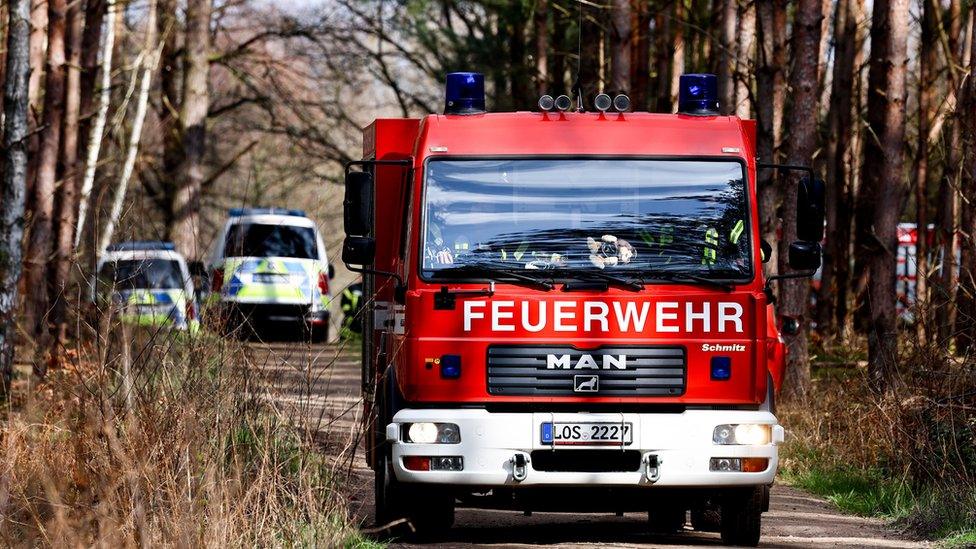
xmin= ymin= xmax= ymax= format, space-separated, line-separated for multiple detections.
xmin=713 ymin=424 xmax=771 ymax=445
xmin=403 ymin=422 xmax=461 ymax=444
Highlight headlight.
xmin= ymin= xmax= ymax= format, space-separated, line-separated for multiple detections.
xmin=713 ymin=424 xmax=771 ymax=445
xmin=403 ymin=422 xmax=461 ymax=444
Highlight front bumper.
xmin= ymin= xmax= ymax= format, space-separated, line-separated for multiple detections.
xmin=388 ymin=408 xmax=783 ymax=487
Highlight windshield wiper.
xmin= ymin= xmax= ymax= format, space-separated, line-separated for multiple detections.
xmin=432 ymin=265 xmax=555 ymax=291
xmin=639 ymin=273 xmax=734 ymax=292
xmin=562 ymin=269 xmax=643 ymax=292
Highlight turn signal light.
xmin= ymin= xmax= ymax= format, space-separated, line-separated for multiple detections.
xmin=403 ymin=456 xmax=430 ymax=471
xmin=742 ymin=458 xmax=769 ymax=472
xmin=211 ymin=268 xmax=224 ymax=293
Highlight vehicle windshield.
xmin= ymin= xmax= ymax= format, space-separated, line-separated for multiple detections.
xmin=421 ymin=159 xmax=752 ymax=280
xmin=99 ymin=259 xmax=184 ymax=291
xmin=224 ymin=223 xmax=318 ymax=259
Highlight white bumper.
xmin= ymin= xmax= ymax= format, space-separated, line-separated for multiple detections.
xmin=388 ymin=408 xmax=783 ymax=487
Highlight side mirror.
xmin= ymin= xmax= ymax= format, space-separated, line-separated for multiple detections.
xmin=797 ymin=177 xmax=825 ymax=242
xmin=328 ymin=263 xmax=336 ymax=279
xmin=344 ymin=171 xmax=373 ymax=237
xmin=760 ymin=240 xmax=772 ymax=264
xmin=788 ymin=241 xmax=822 ymax=271
xmin=188 ymin=261 xmax=207 ymax=278
xmin=343 ymin=236 xmax=376 ymax=266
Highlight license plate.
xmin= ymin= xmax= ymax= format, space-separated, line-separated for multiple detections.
xmin=540 ymin=422 xmax=633 ymax=446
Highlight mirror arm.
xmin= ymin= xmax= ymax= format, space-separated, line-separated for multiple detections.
xmin=763 ymin=269 xmax=817 ymax=304
xmin=346 ymin=264 xmax=406 ymax=303
xmin=344 ymin=158 xmax=413 ymax=177
xmin=756 ymin=162 xmax=814 ymax=181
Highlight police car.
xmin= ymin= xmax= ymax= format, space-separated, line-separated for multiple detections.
xmin=206 ymin=208 xmax=333 ymax=341
xmin=95 ymin=241 xmax=200 ymax=331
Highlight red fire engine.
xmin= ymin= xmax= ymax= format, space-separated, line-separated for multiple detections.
xmin=342 ymin=72 xmax=824 ymax=546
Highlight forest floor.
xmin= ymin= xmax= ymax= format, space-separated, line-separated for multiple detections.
xmin=256 ymin=341 xmax=931 ymax=548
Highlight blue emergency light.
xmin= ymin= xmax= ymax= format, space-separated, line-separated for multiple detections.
xmin=710 ymin=356 xmax=732 ymax=380
xmin=678 ymin=73 xmax=720 ymax=116
xmin=106 ymin=241 xmax=176 ymax=252
xmin=229 ymin=207 xmax=306 ymax=217
xmin=444 ymin=72 xmax=485 ymax=115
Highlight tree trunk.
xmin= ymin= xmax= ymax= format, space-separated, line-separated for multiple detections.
xmin=168 ymin=0 xmax=211 ymax=260
xmin=97 ymin=0 xmax=159 ymax=257
xmin=934 ymin=0 xmax=964 ymax=345
xmin=630 ymin=0 xmax=651 ymax=110
xmin=534 ymin=0 xmax=549 ymax=96
xmin=610 ymin=0 xmax=631 ymax=94
xmin=1 ymin=0 xmax=31 ymax=398
xmin=157 ymin=0 xmax=181 ymax=232
xmin=859 ymin=0 xmax=910 ymax=391
xmin=508 ymin=16 xmax=529 ymax=109
xmin=75 ymin=0 xmax=116 ymax=251
xmin=669 ymin=0 xmax=685 ymax=110
xmin=26 ymin=0 xmax=46 ymax=115
xmin=779 ymin=0 xmax=823 ymax=400
xmin=955 ymin=18 xmax=976 ymax=354
xmin=23 ymin=0 xmax=67 ymax=344
xmin=716 ymin=0 xmax=736 ymax=113
xmin=913 ymin=0 xmax=939 ymax=342
xmin=653 ymin=8 xmax=672 ymax=111
xmin=755 ymin=0 xmax=787 ymax=271
xmin=816 ymin=0 xmax=862 ymax=341
xmin=733 ymin=0 xmax=755 ymax=117
xmin=49 ymin=0 xmax=84 ymax=345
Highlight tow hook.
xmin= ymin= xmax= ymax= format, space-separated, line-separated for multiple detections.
xmin=511 ymin=453 xmax=529 ymax=482
xmin=644 ymin=454 xmax=662 ymax=483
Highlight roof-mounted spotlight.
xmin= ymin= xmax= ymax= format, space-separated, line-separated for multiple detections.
xmin=678 ymin=73 xmax=720 ymax=115
xmin=554 ymin=95 xmax=572 ymax=112
xmin=538 ymin=94 xmax=555 ymax=111
xmin=613 ymin=94 xmax=631 ymax=112
xmin=444 ymin=72 xmax=486 ymax=115
xmin=594 ymin=93 xmax=612 ymax=112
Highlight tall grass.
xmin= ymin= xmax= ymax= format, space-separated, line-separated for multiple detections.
xmin=0 ymin=308 xmax=370 ymax=546
xmin=780 ymin=332 xmax=976 ymax=541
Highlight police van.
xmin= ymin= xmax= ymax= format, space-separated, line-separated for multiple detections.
xmin=206 ymin=208 xmax=333 ymax=341
xmin=95 ymin=241 xmax=200 ymax=332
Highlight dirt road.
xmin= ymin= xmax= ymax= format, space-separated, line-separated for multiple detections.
xmin=252 ymin=342 xmax=927 ymax=548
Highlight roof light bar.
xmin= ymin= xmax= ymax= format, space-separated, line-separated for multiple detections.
xmin=105 ymin=241 xmax=177 ymax=252
xmin=678 ymin=73 xmax=720 ymax=115
xmin=229 ymin=207 xmax=307 ymax=217
xmin=444 ymin=72 xmax=486 ymax=115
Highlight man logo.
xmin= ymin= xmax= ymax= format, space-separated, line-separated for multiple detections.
xmin=573 ymin=375 xmax=599 ymax=393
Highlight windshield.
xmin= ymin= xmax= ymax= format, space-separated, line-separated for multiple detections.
xmin=224 ymin=223 xmax=318 ymax=259
xmin=421 ymin=159 xmax=752 ymax=280
xmin=99 ymin=259 xmax=184 ymax=291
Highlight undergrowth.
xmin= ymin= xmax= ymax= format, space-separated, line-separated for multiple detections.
xmin=0 ymin=316 xmax=371 ymax=547
xmin=780 ymin=335 xmax=976 ymax=544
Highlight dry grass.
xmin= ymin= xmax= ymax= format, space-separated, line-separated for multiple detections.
xmin=0 ymin=314 xmax=372 ymax=547
xmin=780 ymin=332 xmax=976 ymax=541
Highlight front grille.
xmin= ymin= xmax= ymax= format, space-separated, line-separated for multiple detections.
xmin=531 ymin=450 xmax=642 ymax=472
xmin=487 ymin=345 xmax=686 ymax=397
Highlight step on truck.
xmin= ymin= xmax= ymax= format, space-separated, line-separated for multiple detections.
xmin=341 ymin=72 xmax=825 ymax=546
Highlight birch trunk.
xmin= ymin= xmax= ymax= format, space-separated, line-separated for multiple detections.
xmin=168 ymin=0 xmax=211 ymax=260
xmin=1 ymin=0 xmax=31 ymax=396
xmin=779 ymin=0 xmax=823 ymax=400
xmin=734 ymin=1 xmax=755 ymax=117
xmin=97 ymin=0 xmax=158 ymax=258
xmin=669 ymin=0 xmax=685 ymax=110
xmin=75 ymin=0 xmax=116 ymax=250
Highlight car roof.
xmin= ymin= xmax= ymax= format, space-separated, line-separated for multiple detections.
xmin=226 ymin=213 xmax=317 ymax=228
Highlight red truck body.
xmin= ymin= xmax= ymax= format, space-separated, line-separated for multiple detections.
xmin=346 ymin=78 xmax=811 ymax=545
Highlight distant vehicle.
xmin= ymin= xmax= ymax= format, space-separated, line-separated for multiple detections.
xmin=95 ymin=241 xmax=200 ymax=332
xmin=205 ymin=208 xmax=333 ymax=342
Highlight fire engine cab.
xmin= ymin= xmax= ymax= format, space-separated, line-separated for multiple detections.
xmin=342 ymin=72 xmax=824 ymax=545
